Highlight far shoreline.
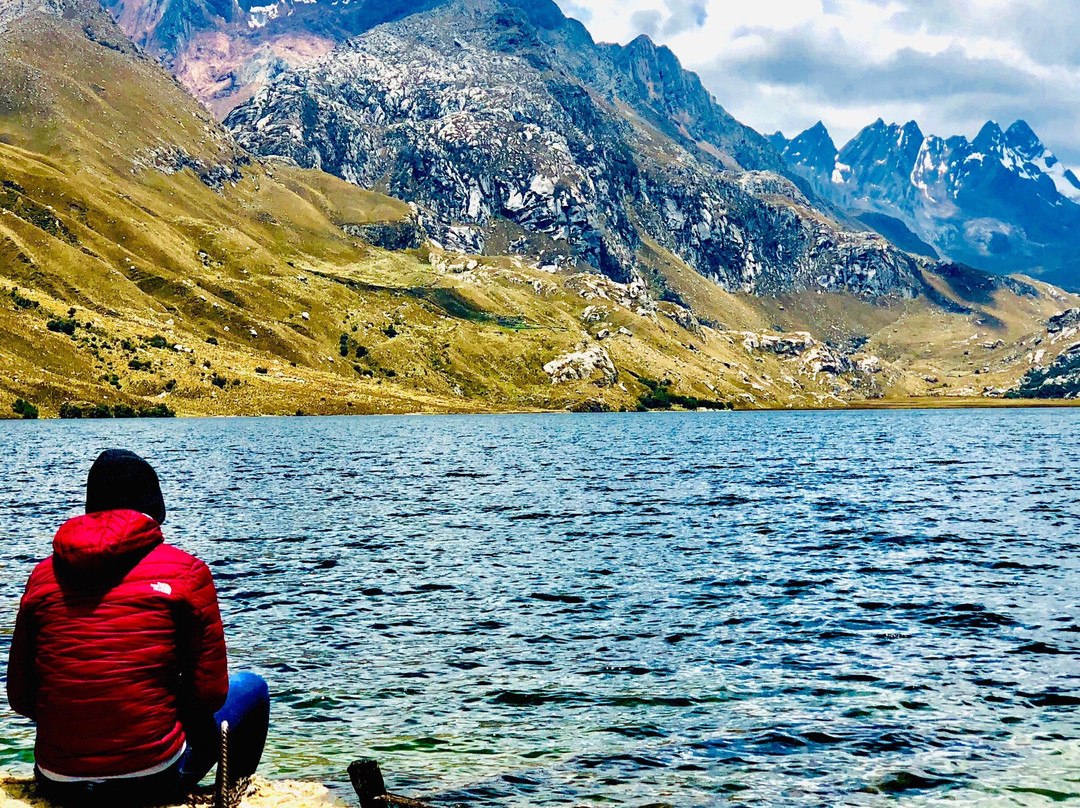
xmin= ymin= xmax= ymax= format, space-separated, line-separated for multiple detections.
xmin=3 ymin=397 xmax=1080 ymax=421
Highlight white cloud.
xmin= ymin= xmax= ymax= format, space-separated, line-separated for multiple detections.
xmin=554 ymin=0 xmax=1080 ymax=165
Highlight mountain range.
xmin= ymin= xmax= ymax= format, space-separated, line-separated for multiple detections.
xmin=222 ymin=0 xmax=938 ymax=302
xmin=0 ymin=0 xmax=1077 ymax=417
xmin=771 ymin=119 xmax=1080 ymax=289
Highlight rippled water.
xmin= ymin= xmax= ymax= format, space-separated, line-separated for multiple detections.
xmin=1 ymin=410 xmax=1079 ymax=807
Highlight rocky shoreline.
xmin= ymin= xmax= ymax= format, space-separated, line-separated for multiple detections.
xmin=1 ymin=760 xmax=441 ymax=808
xmin=0 ymin=775 xmax=346 ymax=808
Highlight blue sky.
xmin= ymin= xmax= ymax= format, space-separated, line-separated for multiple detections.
xmin=555 ymin=0 xmax=1080 ymax=165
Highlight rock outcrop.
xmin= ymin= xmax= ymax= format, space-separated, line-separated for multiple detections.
xmin=1047 ymin=308 xmax=1080 ymax=334
xmin=1009 ymin=341 xmax=1080 ymax=399
xmin=739 ymin=331 xmax=879 ymax=377
xmin=543 ymin=343 xmax=617 ymax=385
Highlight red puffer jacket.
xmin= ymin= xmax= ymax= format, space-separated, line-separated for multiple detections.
xmin=5 ymin=510 xmax=229 ymax=778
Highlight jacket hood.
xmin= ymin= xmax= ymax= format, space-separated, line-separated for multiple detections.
xmin=53 ymin=510 xmax=164 ymax=574
xmin=86 ymin=449 xmax=166 ymax=525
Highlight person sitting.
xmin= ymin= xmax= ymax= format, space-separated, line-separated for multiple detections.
xmin=5 ymin=449 xmax=270 ymax=807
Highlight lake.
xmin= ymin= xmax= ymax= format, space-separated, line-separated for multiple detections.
xmin=1 ymin=410 xmax=1078 ymax=806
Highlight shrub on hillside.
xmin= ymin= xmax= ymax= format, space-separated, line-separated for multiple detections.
xmin=12 ymin=399 xmax=38 ymax=419
xmin=47 ymin=318 xmax=76 ymax=336
xmin=58 ymin=401 xmax=174 ymax=419
xmin=636 ymin=377 xmax=731 ymax=412
xmin=138 ymin=404 xmax=175 ymax=418
xmin=10 ymin=288 xmax=37 ymax=310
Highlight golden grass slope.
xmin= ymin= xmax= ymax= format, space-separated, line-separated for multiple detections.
xmin=0 ymin=0 xmax=1076 ymax=418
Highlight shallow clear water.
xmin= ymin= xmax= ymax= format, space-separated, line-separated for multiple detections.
xmin=1 ymin=410 xmax=1079 ymax=807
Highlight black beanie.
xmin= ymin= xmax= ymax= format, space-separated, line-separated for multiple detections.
xmin=85 ymin=449 xmax=166 ymax=524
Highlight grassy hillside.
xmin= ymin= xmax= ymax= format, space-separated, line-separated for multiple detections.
xmin=0 ymin=0 xmax=1075 ymax=419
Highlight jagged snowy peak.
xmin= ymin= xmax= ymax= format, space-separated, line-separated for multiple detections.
xmin=780 ymin=122 xmax=837 ymax=180
xmin=1002 ymin=121 xmax=1080 ymax=204
xmin=778 ymin=117 xmax=1080 ymax=288
xmin=841 ymin=119 xmax=925 ymax=167
xmin=785 ymin=117 xmax=1080 ymax=209
xmin=908 ymin=135 xmax=966 ymax=204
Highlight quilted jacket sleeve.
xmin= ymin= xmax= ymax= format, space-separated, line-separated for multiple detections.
xmin=6 ymin=584 xmax=38 ymax=720
xmin=179 ymin=560 xmax=229 ymax=714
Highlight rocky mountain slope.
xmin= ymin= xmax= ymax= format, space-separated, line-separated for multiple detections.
xmin=95 ymin=0 xmax=447 ymax=117
xmin=0 ymin=0 xmax=1078 ymax=419
xmin=224 ymin=0 xmax=957 ymax=308
xmin=772 ymin=119 xmax=1080 ymax=289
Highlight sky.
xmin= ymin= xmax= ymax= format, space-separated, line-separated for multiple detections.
xmin=554 ymin=0 xmax=1080 ymax=166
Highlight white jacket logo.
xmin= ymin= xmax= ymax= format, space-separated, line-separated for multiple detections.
xmin=151 ymin=582 xmax=172 ymax=595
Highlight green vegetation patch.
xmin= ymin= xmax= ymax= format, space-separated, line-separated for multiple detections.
xmin=316 ymin=273 xmax=534 ymax=331
xmin=9 ymin=288 xmax=37 ymax=310
xmin=12 ymin=398 xmax=38 ymax=419
xmin=412 ymin=287 xmax=533 ymax=329
xmin=58 ymin=402 xmax=176 ymax=419
xmin=47 ymin=317 xmax=77 ymax=336
xmin=635 ymin=377 xmax=731 ymax=412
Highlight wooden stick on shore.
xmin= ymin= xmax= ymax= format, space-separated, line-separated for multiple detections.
xmin=348 ymin=759 xmax=440 ymax=808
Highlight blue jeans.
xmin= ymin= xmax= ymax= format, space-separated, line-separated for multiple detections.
xmin=36 ymin=673 xmax=270 ymax=808
xmin=180 ymin=672 xmax=271 ymax=788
